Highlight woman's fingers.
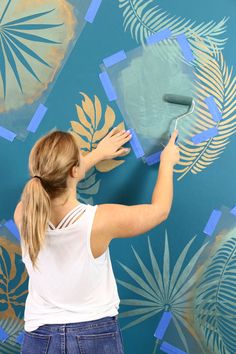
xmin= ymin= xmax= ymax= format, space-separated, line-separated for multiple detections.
xmin=106 ymin=126 xmax=120 ymax=138
xmin=118 ymin=134 xmax=132 ymax=145
xmin=115 ymin=131 xmax=132 ymax=143
xmin=111 ymin=129 xmax=129 ymax=140
xmin=114 ymin=147 xmax=131 ymax=157
xmin=106 ymin=128 xmax=114 ymax=138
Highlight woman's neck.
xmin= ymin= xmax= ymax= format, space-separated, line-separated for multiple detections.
xmin=50 ymin=187 xmax=78 ymax=208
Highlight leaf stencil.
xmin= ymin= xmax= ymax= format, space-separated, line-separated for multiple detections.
xmin=117 ymin=233 xmax=207 ymax=352
xmin=0 ymin=237 xmax=28 ymax=319
xmin=71 ymin=92 xmax=126 ymax=172
xmin=175 ymin=41 xmax=236 ymax=180
xmin=194 ymin=231 xmax=236 ymax=354
xmin=118 ymin=1 xmax=236 ymax=179
xmin=0 ymin=0 xmax=76 ymax=112
xmin=119 ymin=0 xmax=228 ymax=50
xmin=70 ymin=93 xmax=127 ymax=201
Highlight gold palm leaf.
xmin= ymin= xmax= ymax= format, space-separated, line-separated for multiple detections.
xmin=0 ymin=237 xmax=28 ymax=319
xmin=175 ymin=41 xmax=236 ymax=180
xmin=70 ymin=92 xmax=125 ymax=172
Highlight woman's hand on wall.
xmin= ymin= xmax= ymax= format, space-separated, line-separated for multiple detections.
xmin=95 ymin=127 xmax=132 ymax=160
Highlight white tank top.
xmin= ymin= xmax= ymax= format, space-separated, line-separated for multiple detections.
xmin=20 ymin=203 xmax=120 ymax=332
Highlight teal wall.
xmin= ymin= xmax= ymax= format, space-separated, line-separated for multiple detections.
xmin=1 ymin=1 xmax=236 ymax=353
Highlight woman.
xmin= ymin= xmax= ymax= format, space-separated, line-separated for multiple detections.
xmin=14 ymin=127 xmax=179 ymax=354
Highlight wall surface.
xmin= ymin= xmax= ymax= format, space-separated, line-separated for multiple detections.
xmin=0 ymin=1 xmax=236 ymax=353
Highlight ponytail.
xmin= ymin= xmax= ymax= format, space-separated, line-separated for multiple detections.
xmin=20 ymin=131 xmax=80 ymax=270
xmin=20 ymin=177 xmax=51 ymax=270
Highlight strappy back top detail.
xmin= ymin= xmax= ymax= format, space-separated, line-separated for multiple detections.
xmin=21 ymin=202 xmax=120 ymax=332
xmin=48 ymin=203 xmax=85 ymax=230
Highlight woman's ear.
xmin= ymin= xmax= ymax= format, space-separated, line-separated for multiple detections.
xmin=70 ymin=164 xmax=78 ymax=178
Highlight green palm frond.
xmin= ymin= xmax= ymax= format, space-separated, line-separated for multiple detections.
xmin=175 ymin=42 xmax=236 ymax=180
xmin=194 ymin=231 xmax=236 ymax=354
xmin=0 ymin=2 xmax=63 ymax=97
xmin=116 ymin=232 xmax=207 ymax=352
xmin=119 ymin=0 xmax=228 ymax=50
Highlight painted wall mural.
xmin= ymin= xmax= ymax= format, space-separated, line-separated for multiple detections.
xmin=1 ymin=0 xmax=236 ymax=353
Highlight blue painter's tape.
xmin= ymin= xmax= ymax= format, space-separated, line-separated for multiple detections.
xmin=203 ymin=209 xmax=222 ymax=236
xmin=230 ymin=206 xmax=236 ymax=216
xmin=5 ymin=219 xmax=20 ymax=241
xmin=129 ymin=128 xmax=145 ymax=158
xmin=16 ymin=331 xmax=24 ymax=345
xmin=27 ymin=103 xmax=47 ymax=133
xmin=85 ymin=0 xmax=102 ymax=23
xmin=191 ymin=127 xmax=218 ymax=144
xmin=146 ymin=28 xmax=172 ymax=45
xmin=176 ymin=33 xmax=194 ymax=62
xmin=145 ymin=151 xmax=162 ymax=166
xmin=99 ymin=72 xmax=117 ymax=101
xmin=0 ymin=126 xmax=16 ymax=142
xmin=154 ymin=312 xmax=172 ymax=340
xmin=103 ymin=50 xmax=127 ymax=68
xmin=205 ymin=96 xmax=222 ymax=122
xmin=0 ymin=326 xmax=9 ymax=343
xmin=160 ymin=341 xmax=187 ymax=354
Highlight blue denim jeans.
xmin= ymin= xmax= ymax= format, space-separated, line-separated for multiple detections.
xmin=21 ymin=315 xmax=124 ymax=354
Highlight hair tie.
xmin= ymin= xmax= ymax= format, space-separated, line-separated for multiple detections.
xmin=33 ymin=175 xmax=42 ymax=181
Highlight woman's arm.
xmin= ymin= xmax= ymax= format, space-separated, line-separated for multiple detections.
xmin=83 ymin=149 xmax=103 ymax=174
xmin=91 ymin=130 xmax=180 ymax=241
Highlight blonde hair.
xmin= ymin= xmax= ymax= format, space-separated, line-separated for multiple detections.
xmin=20 ymin=130 xmax=80 ymax=270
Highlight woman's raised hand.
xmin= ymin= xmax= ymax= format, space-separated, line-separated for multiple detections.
xmin=96 ymin=127 xmax=132 ymax=160
xmin=160 ymin=130 xmax=180 ymax=167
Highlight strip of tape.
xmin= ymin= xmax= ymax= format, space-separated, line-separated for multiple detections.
xmin=230 ymin=206 xmax=236 ymax=216
xmin=99 ymin=71 xmax=117 ymax=101
xmin=160 ymin=341 xmax=187 ymax=354
xmin=176 ymin=33 xmax=194 ymax=62
xmin=205 ymin=96 xmax=222 ymax=122
xmin=154 ymin=312 xmax=172 ymax=340
xmin=27 ymin=103 xmax=47 ymax=133
xmin=5 ymin=219 xmax=20 ymax=240
xmin=191 ymin=127 xmax=218 ymax=144
xmin=0 ymin=327 xmax=9 ymax=343
xmin=203 ymin=209 xmax=222 ymax=236
xmin=128 ymin=128 xmax=145 ymax=158
xmin=144 ymin=151 xmax=162 ymax=166
xmin=146 ymin=28 xmax=172 ymax=45
xmin=103 ymin=50 xmax=127 ymax=68
xmin=85 ymin=0 xmax=102 ymax=23
xmin=0 ymin=126 xmax=16 ymax=142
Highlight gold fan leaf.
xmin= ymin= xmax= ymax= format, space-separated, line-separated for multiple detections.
xmin=76 ymin=104 xmax=93 ymax=134
xmin=70 ymin=131 xmax=90 ymax=150
xmin=0 ymin=237 xmax=28 ymax=319
xmin=94 ymin=95 xmax=102 ymax=129
xmin=71 ymin=94 xmax=127 ymax=175
xmin=93 ymin=105 xmax=116 ymax=142
xmin=95 ymin=159 xmax=125 ymax=172
xmin=70 ymin=121 xmax=91 ymax=141
xmin=80 ymin=92 xmax=95 ymax=128
xmin=116 ymin=121 xmax=126 ymax=131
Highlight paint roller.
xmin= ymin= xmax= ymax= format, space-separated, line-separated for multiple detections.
xmin=163 ymin=94 xmax=195 ymax=131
